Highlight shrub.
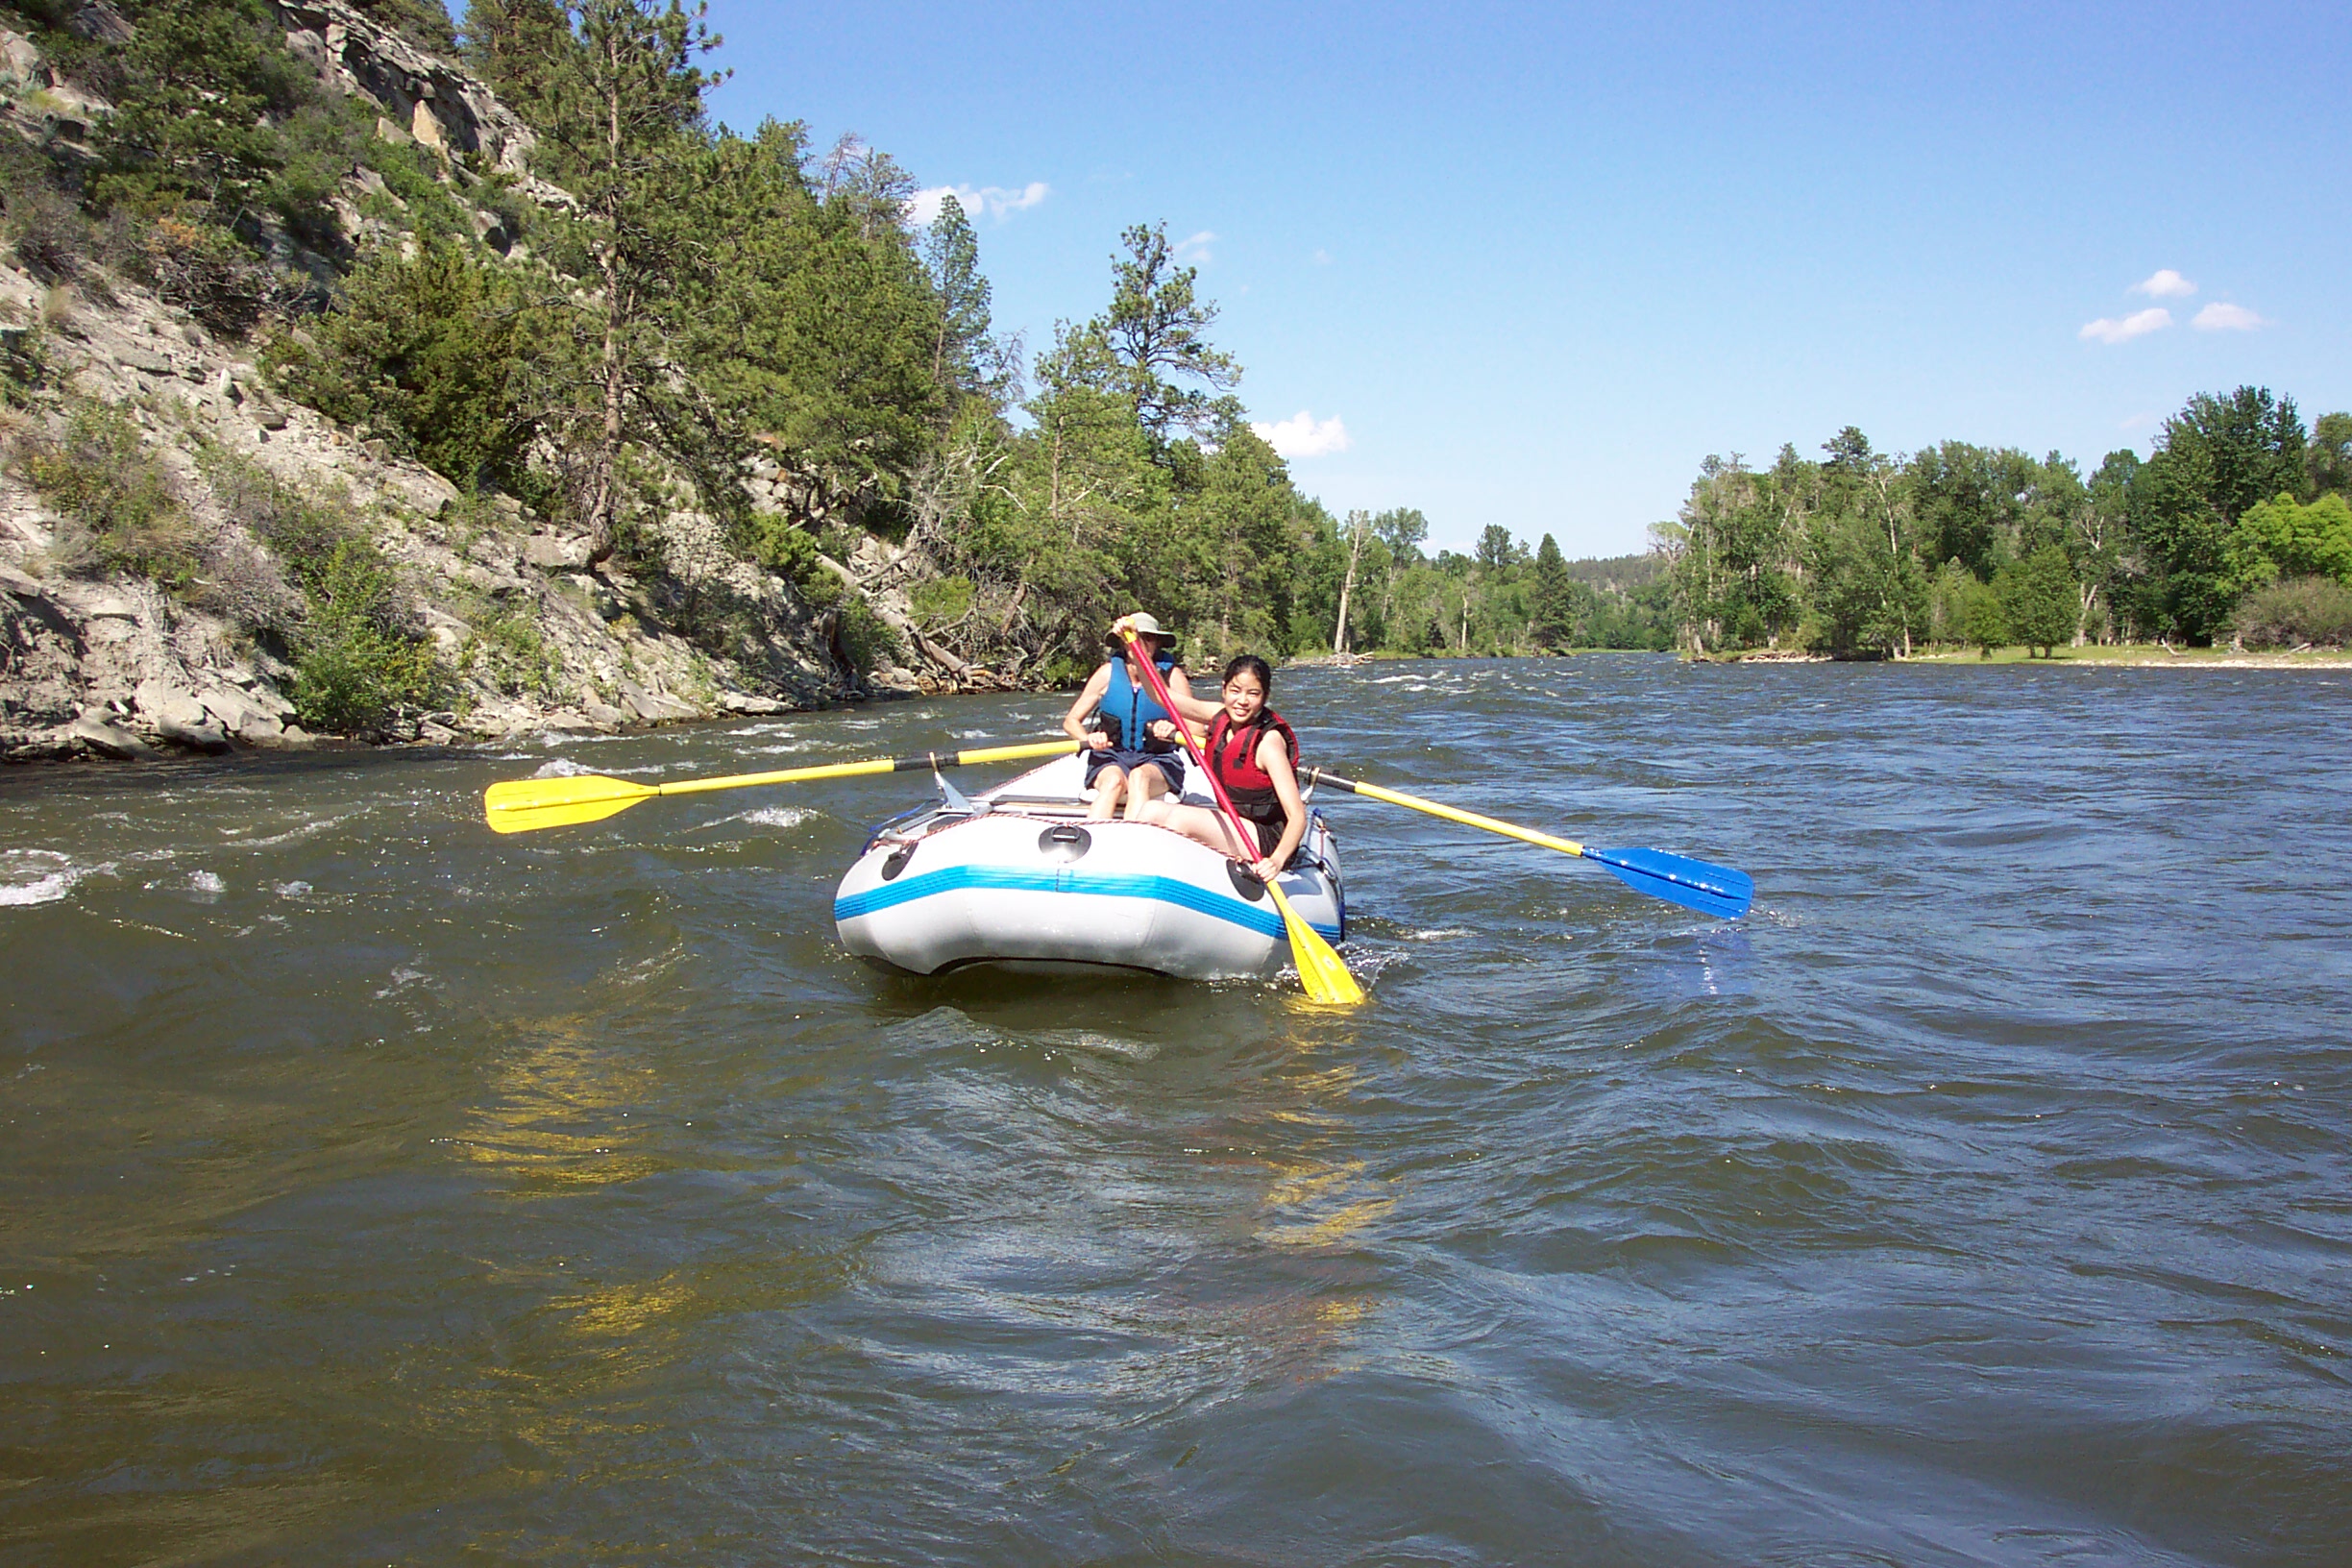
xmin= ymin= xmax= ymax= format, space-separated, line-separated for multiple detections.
xmin=14 ymin=400 xmax=198 ymax=582
xmin=838 ymin=599 xmax=903 ymax=674
xmin=5 ymin=179 xmax=92 ymax=282
xmin=460 ymin=605 xmax=556 ymax=697
xmin=1958 ymin=577 xmax=2006 ymax=657
xmin=1997 ymin=545 xmax=2079 ymax=657
xmin=907 ymin=574 xmax=974 ymax=628
xmin=2234 ymin=576 xmax=2352 ymax=650
xmin=263 ymin=236 xmax=538 ymax=491
xmin=291 ymin=537 xmax=445 ymax=731
xmin=204 ymin=447 xmax=357 ymax=568
xmin=143 ymin=217 xmax=305 ymax=338
xmin=745 ymin=511 xmax=821 ymax=578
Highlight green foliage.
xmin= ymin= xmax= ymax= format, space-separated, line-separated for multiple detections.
xmin=907 ymin=574 xmax=973 ymax=628
xmin=2233 ymin=576 xmax=2352 ymax=649
xmin=1958 ymin=576 xmax=2007 ymax=656
xmin=836 ymin=597 xmax=902 ymax=674
xmin=265 ymin=236 xmax=539 ymax=493
xmin=1528 ymin=534 xmax=1576 ymax=650
xmin=2236 ymin=492 xmax=2352 ymax=585
xmin=14 ymin=399 xmax=197 ymax=582
xmin=460 ymin=604 xmax=556 ymax=696
xmin=1999 ymin=545 xmax=2079 ymax=656
xmin=685 ymin=121 xmax=944 ymax=503
xmin=2307 ymin=413 xmax=2352 ymax=498
xmin=1663 ymin=386 xmax=2334 ymax=657
xmin=291 ymin=536 xmax=446 ymax=731
xmin=743 ymin=509 xmax=827 ymax=585
xmin=2132 ymin=386 xmax=2307 ymax=642
xmin=1099 ymin=222 xmax=1238 ymax=447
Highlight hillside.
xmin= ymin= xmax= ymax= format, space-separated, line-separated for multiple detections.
xmin=0 ymin=1 xmax=1668 ymax=763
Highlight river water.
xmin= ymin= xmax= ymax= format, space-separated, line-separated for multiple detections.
xmin=3 ymin=656 xmax=2347 ymax=1566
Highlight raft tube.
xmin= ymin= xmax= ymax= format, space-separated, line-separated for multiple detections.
xmin=834 ymin=752 xmax=1345 ymax=980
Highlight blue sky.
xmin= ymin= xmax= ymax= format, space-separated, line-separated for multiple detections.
xmin=702 ymin=1 xmax=2348 ymax=558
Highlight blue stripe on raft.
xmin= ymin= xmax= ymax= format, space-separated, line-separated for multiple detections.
xmin=833 ymin=864 xmax=1342 ymax=943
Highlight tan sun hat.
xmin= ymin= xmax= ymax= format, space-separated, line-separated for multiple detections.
xmin=1110 ymin=612 xmax=1170 ymax=641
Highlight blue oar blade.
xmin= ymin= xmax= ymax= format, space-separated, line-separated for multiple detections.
xmin=1584 ymin=845 xmax=1754 ymax=919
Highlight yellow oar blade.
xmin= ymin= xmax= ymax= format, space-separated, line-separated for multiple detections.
xmin=483 ymin=737 xmax=1075 ymax=834
xmin=484 ymin=774 xmax=656 ymax=833
xmin=1269 ymin=881 xmax=1366 ymax=1005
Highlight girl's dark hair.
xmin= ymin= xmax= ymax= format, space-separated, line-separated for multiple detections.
xmin=1221 ymin=654 xmax=1274 ymax=693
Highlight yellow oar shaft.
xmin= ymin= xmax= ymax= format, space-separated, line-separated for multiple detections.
xmin=483 ymin=738 xmax=1072 ymax=831
xmin=1311 ymin=771 xmax=1586 ymax=858
xmin=651 ymin=739 xmax=1073 ymax=800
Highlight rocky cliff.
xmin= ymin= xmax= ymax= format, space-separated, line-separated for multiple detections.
xmin=0 ymin=2 xmax=962 ymax=765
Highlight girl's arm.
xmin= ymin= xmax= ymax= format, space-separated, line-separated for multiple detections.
xmin=1254 ymin=728 xmax=1311 ymax=880
xmin=1159 ymin=665 xmax=1224 ymax=729
xmin=1063 ymin=666 xmax=1113 ymax=747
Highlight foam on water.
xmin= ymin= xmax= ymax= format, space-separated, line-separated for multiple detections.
xmin=0 ymin=849 xmax=109 ymax=908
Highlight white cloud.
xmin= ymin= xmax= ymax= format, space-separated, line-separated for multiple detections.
xmin=1251 ymin=409 xmax=1351 ymax=458
xmin=906 ymin=182 xmax=1052 ymax=227
xmin=2079 ymin=307 xmax=2172 ymax=345
xmin=2131 ymin=269 xmax=2196 ymax=299
xmin=1173 ymin=229 xmax=1216 ymax=265
xmin=2192 ymin=301 xmax=2267 ymax=331
xmin=1311 ymin=248 xmax=1334 ymax=266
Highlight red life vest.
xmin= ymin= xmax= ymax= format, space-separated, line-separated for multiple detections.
xmin=1205 ymin=708 xmax=1299 ymax=822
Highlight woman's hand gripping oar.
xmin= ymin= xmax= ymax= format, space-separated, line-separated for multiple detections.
xmin=483 ymin=739 xmax=1074 ymax=835
xmin=1118 ymin=626 xmax=1366 ymax=1005
xmin=1306 ymin=770 xmax=1754 ymax=920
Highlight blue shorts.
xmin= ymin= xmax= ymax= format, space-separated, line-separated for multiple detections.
xmin=1085 ymin=747 xmax=1185 ymax=794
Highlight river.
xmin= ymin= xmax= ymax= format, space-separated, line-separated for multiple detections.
xmin=4 ymin=655 xmax=2347 ymax=1566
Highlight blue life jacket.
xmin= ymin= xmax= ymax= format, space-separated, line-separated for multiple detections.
xmin=1100 ymin=652 xmax=1178 ymax=751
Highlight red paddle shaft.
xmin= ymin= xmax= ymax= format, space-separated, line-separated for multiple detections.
xmin=1120 ymin=633 xmax=1262 ymax=863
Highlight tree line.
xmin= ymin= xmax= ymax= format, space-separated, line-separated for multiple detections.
xmin=1657 ymin=391 xmax=2352 ymax=657
xmin=2 ymin=0 xmax=1672 ymax=694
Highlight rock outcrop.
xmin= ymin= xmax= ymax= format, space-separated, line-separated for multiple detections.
xmin=0 ymin=7 xmax=968 ymax=763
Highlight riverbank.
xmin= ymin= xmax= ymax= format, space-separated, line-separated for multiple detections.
xmin=1904 ymin=643 xmax=2352 ymax=669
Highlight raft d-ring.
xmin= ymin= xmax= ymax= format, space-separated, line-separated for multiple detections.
xmin=881 ymin=843 xmax=917 ymax=880
xmin=1226 ymin=860 xmax=1267 ymax=901
xmin=1038 ymin=824 xmax=1091 ymax=863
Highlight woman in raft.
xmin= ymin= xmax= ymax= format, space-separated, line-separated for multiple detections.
xmin=1142 ymin=654 xmax=1308 ymax=883
xmin=1062 ymin=613 xmax=1219 ymax=821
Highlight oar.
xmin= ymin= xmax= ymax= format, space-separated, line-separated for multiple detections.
xmin=483 ymin=739 xmax=1073 ymax=835
xmin=1307 ymin=769 xmax=1755 ymax=920
xmin=1118 ymin=627 xmax=1366 ymax=1005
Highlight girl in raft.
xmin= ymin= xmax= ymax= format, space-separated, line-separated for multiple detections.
xmin=1144 ymin=654 xmax=1308 ymax=883
xmin=1062 ymin=613 xmax=1219 ymax=821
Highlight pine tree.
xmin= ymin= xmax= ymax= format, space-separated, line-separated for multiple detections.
xmin=1530 ymin=533 xmax=1576 ymax=651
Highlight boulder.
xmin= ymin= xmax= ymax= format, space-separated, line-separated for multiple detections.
xmin=70 ymin=713 xmax=155 ymax=760
xmin=158 ymin=714 xmax=233 ymax=753
xmin=625 ymin=689 xmax=700 ymax=723
xmin=522 ymin=531 xmax=592 ymax=571
xmin=719 ymin=692 xmax=785 ymax=715
xmin=581 ymin=700 xmax=629 ymax=727
xmin=199 ymin=682 xmax=281 ymax=732
xmin=135 ymin=676 xmax=210 ymax=730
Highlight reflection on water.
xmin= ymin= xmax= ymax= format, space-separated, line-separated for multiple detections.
xmin=4 ymin=661 xmax=2350 ymax=1565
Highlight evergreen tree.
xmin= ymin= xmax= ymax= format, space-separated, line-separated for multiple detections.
xmin=1529 ymin=533 xmax=1576 ymax=650
xmin=526 ymin=0 xmax=722 ymax=564
xmin=2134 ymin=386 xmax=2308 ymax=642
xmin=921 ymin=193 xmax=997 ymax=403
xmin=1097 ymin=222 xmax=1238 ymax=446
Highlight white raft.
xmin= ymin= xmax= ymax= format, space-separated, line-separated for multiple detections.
xmin=834 ymin=751 xmax=1345 ymax=980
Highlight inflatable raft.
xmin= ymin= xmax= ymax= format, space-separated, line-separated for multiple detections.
xmin=834 ymin=750 xmax=1345 ymax=980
